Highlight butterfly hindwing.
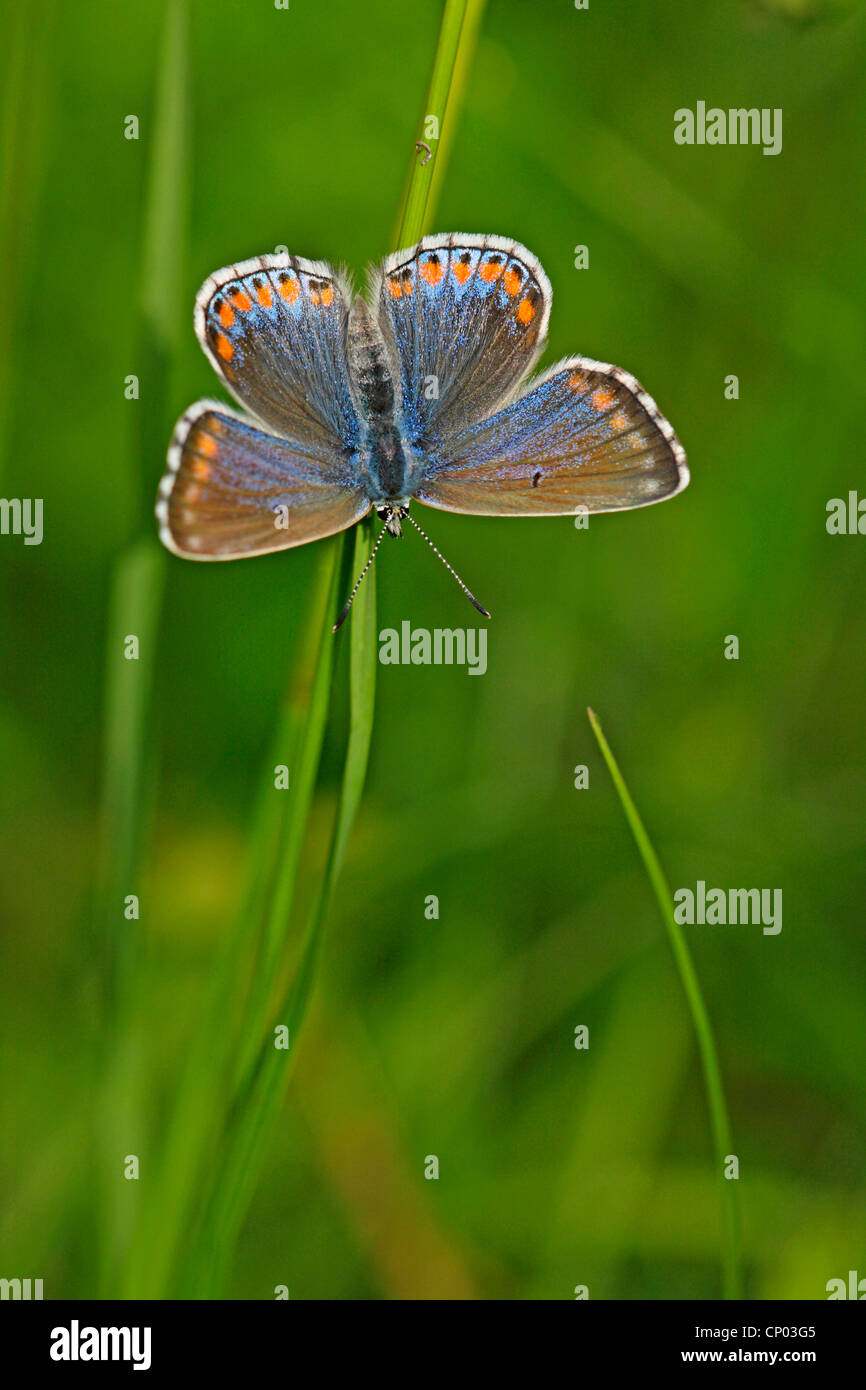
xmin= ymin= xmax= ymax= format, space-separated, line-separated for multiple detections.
xmin=416 ymin=357 xmax=688 ymax=516
xmin=374 ymin=233 xmax=551 ymax=451
xmin=157 ymin=401 xmax=370 ymax=560
xmin=196 ymin=253 xmax=360 ymax=453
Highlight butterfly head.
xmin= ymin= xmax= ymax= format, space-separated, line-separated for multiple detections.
xmin=376 ymin=501 xmax=410 ymax=538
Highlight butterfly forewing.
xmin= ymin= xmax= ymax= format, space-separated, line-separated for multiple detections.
xmin=157 ymin=402 xmax=370 ymax=559
xmin=196 ymin=254 xmax=360 ymax=453
xmin=416 ymin=358 xmax=688 ymax=516
xmin=374 ymin=234 xmax=551 ymax=450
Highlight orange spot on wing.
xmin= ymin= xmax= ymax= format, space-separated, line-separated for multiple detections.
xmin=421 ymin=259 xmax=444 ymax=285
xmin=568 ymin=371 xmax=589 ymax=393
xmin=452 ymin=259 xmax=472 ymax=285
xmin=231 ymin=290 xmax=252 ymax=312
xmin=503 ymin=267 xmax=521 ymax=295
xmin=256 ymin=283 xmax=273 ymax=308
xmin=480 ymin=261 xmax=502 ymax=283
xmin=215 ymin=334 xmax=234 ymax=362
xmin=611 ymin=412 xmax=628 ymax=432
xmin=591 ymin=386 xmax=616 ymax=410
xmin=279 ymin=276 xmax=299 ymax=303
xmin=195 ymin=432 xmax=219 ymax=459
xmin=312 ymin=284 xmax=335 ymax=307
xmin=516 ymin=297 xmax=535 ymax=325
xmin=388 ymin=276 xmax=403 ymax=299
xmin=189 ymin=457 xmax=211 ymax=480
xmin=218 ymin=301 xmax=234 ymax=328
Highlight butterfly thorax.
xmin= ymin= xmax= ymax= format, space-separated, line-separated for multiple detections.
xmin=347 ymin=295 xmax=417 ymax=506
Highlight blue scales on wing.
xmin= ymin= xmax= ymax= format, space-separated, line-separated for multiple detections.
xmin=196 ymin=252 xmax=360 ymax=452
xmin=416 ymin=358 xmax=689 ymax=516
xmin=373 ymin=234 xmax=551 ymax=451
xmin=157 ymin=254 xmax=371 ymax=558
xmin=374 ymin=234 xmax=687 ymax=517
xmin=157 ymin=402 xmax=370 ymax=559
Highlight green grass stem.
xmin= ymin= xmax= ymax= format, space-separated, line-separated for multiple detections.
xmin=587 ymin=707 xmax=743 ymax=1300
xmin=96 ymin=0 xmax=189 ymax=1296
xmin=178 ymin=0 xmax=487 ymax=1296
xmin=392 ymin=0 xmax=485 ymax=250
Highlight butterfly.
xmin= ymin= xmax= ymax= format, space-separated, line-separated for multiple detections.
xmin=156 ymin=234 xmax=688 ymax=628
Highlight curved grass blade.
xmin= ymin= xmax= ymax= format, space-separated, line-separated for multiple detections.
xmin=587 ymin=707 xmax=743 ymax=1300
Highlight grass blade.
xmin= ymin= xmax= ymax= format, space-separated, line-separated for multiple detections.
xmin=123 ymin=546 xmax=341 ymax=1298
xmin=392 ymin=0 xmax=484 ymax=249
xmin=587 ymin=707 xmax=743 ymax=1301
xmin=0 ymin=3 xmax=55 ymax=487
xmin=95 ymin=0 xmax=189 ymax=1015
xmin=185 ymin=521 xmax=377 ymax=1296
xmin=182 ymin=1 xmax=487 ymax=1295
xmin=95 ymin=0 xmax=189 ymax=1296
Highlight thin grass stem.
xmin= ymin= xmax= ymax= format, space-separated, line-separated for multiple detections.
xmin=587 ymin=707 xmax=743 ymax=1300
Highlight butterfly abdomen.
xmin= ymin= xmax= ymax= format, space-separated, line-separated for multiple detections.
xmin=348 ymin=295 xmax=396 ymax=419
xmin=347 ymin=294 xmax=414 ymax=502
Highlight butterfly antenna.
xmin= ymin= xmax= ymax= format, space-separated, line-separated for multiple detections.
xmin=332 ymin=521 xmax=389 ymax=633
xmin=404 ymin=512 xmax=491 ymax=619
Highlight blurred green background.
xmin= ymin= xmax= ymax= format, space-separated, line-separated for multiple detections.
xmin=2 ymin=0 xmax=865 ymax=1300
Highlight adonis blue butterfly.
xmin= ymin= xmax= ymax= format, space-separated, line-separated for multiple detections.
xmin=156 ymin=234 xmax=688 ymax=627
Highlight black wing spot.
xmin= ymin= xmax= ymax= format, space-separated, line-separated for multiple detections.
xmin=532 ymin=471 xmax=542 ymax=488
